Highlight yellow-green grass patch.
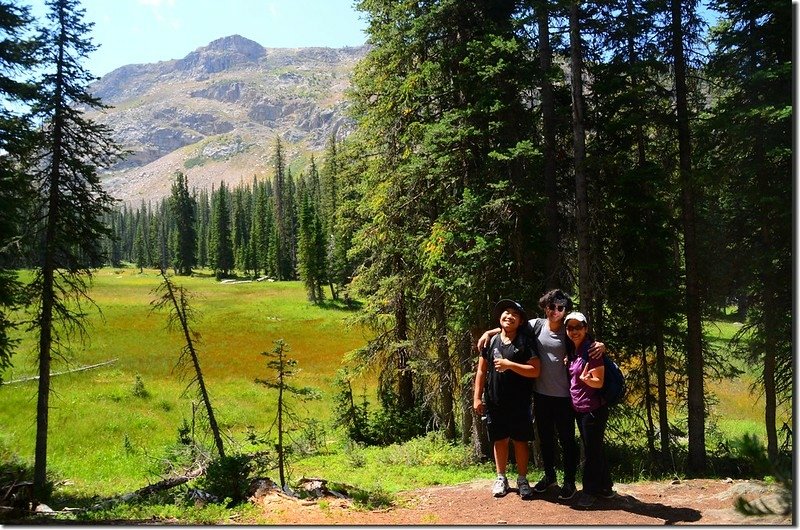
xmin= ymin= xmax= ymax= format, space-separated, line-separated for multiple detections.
xmin=1 ymin=268 xmax=372 ymax=496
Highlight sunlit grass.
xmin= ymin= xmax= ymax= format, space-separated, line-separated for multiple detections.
xmin=0 ymin=269 xmax=786 ymax=503
xmin=1 ymin=266 xmax=371 ymax=497
xmin=295 ymin=433 xmax=488 ymax=494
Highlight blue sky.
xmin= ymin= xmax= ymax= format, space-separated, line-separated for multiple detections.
xmin=26 ymin=0 xmax=368 ymax=78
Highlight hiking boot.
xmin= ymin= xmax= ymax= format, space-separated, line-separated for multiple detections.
xmin=517 ymin=477 xmax=533 ymax=499
xmin=492 ymin=476 xmax=509 ymax=497
xmin=577 ymin=492 xmax=596 ymax=509
xmin=597 ymin=488 xmax=615 ymax=499
xmin=532 ymin=475 xmax=557 ymax=493
xmin=557 ymin=482 xmax=577 ymax=500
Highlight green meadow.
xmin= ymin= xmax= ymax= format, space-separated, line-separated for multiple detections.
xmin=0 ymin=267 xmax=785 ymax=502
xmin=1 ymin=267 xmax=373 ymax=498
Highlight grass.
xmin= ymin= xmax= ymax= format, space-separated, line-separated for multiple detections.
xmin=0 ymin=267 xmax=787 ymax=520
xmin=2 ymin=267 xmax=370 ymax=499
xmin=702 ymin=311 xmax=791 ymax=443
xmin=296 ymin=433 xmax=487 ymax=494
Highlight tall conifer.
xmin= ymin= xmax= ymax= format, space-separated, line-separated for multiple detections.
xmin=27 ymin=0 xmax=122 ymax=498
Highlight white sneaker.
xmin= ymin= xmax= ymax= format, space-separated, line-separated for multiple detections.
xmin=492 ymin=476 xmax=509 ymax=497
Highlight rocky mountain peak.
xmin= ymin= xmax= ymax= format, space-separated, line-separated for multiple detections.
xmin=91 ymin=37 xmax=367 ymax=205
xmin=176 ymin=34 xmax=266 ymax=73
xmin=204 ymin=34 xmax=265 ymax=57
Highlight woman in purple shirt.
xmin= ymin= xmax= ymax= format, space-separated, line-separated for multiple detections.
xmin=564 ymin=311 xmax=614 ymax=508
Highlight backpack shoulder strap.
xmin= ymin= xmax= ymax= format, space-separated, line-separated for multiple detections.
xmin=488 ymin=333 xmax=502 ymax=353
xmin=527 ymin=318 xmax=543 ymax=358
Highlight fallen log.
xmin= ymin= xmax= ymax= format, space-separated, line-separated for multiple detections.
xmin=90 ymin=466 xmax=206 ymax=511
xmin=1 ymin=359 xmax=118 ymax=385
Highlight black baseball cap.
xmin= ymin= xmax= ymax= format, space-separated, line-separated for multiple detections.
xmin=493 ymin=299 xmax=528 ymax=323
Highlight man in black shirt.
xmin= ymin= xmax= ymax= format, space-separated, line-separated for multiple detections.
xmin=473 ymin=299 xmax=541 ymax=499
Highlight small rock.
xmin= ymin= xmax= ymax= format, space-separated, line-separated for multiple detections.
xmin=34 ymin=503 xmax=54 ymax=513
xmin=724 ymin=477 xmax=734 ymax=484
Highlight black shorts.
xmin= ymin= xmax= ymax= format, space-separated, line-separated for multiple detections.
xmin=486 ymin=405 xmax=534 ymax=442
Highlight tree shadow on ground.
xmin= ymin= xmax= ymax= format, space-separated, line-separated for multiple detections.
xmin=317 ymin=299 xmax=362 ymax=312
xmin=568 ymin=493 xmax=701 ymax=523
xmin=1 ymin=489 xmax=181 ymax=525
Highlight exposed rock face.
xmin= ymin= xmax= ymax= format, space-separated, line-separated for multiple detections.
xmin=89 ymin=35 xmax=366 ymax=204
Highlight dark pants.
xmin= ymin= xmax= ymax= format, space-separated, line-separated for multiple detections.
xmin=533 ymin=392 xmax=578 ymax=484
xmin=575 ymin=405 xmax=613 ymax=494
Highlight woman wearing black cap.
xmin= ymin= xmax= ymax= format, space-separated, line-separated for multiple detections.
xmin=473 ymin=299 xmax=540 ymax=499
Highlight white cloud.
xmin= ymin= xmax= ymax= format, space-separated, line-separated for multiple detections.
xmin=136 ymin=0 xmax=180 ymax=30
xmin=265 ymin=1 xmax=280 ymax=18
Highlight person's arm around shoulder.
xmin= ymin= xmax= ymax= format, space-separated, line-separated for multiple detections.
xmin=477 ymin=327 xmax=500 ymax=351
xmin=587 ymin=338 xmax=606 ymax=359
xmin=477 ymin=318 xmax=537 ymax=351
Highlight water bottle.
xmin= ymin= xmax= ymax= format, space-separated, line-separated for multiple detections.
xmin=492 ymin=348 xmax=504 ymax=372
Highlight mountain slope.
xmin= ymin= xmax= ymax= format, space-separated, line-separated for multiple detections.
xmin=89 ymin=35 xmax=366 ymax=205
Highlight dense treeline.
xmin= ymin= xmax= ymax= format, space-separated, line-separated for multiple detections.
xmin=14 ymin=134 xmax=350 ymax=305
xmin=334 ymin=0 xmax=791 ymax=475
xmin=0 ymin=0 xmax=790 ymax=496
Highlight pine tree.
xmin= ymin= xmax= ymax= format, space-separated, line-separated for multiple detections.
xmin=297 ymin=188 xmax=326 ymax=304
xmin=209 ymin=182 xmax=234 ymax=278
xmin=271 ymin=137 xmax=292 ymax=280
xmin=231 ymin=185 xmax=251 ymax=275
xmin=195 ymin=189 xmax=210 ymax=269
xmin=168 ymin=171 xmax=196 ymax=275
xmin=27 ymin=0 xmax=122 ymax=498
xmin=705 ymin=0 xmax=791 ymax=462
xmin=0 ymin=0 xmax=38 ymax=383
xmin=285 ymin=169 xmax=298 ymax=279
xmin=568 ymin=0 xmax=593 ymax=321
xmin=669 ymin=0 xmax=706 ymax=472
xmin=250 ymin=180 xmax=272 ymax=277
xmin=134 ymin=218 xmax=146 ymax=272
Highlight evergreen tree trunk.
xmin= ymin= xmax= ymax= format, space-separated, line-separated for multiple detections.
xmin=277 ymin=366 xmax=286 ymax=487
xmin=537 ymin=1 xmax=561 ymax=289
xmin=671 ymin=0 xmax=705 ymax=472
xmin=34 ymin=221 xmax=56 ymax=499
xmin=755 ymin=133 xmax=779 ymax=461
xmin=569 ymin=1 xmax=592 ymax=317
xmin=434 ymin=293 xmax=456 ymax=440
xmin=641 ymin=348 xmax=657 ymax=459
xmin=459 ymin=332 xmax=475 ymax=447
xmin=656 ymin=328 xmax=671 ymax=462
xmin=395 ymin=287 xmax=413 ymax=410
xmin=160 ymin=273 xmax=226 ymax=459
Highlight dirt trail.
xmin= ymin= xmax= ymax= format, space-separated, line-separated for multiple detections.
xmin=254 ymin=478 xmax=791 ymax=525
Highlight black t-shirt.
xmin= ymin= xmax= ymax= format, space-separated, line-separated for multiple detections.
xmin=481 ymin=333 xmax=535 ymax=409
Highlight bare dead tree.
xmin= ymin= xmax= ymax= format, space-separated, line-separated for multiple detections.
xmin=151 ymin=272 xmax=225 ymax=459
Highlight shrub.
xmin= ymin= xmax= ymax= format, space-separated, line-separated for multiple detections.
xmin=333 ymin=375 xmax=429 ymax=447
xmin=197 ymin=453 xmax=254 ymax=506
xmin=131 ymin=374 xmax=150 ymax=398
xmin=379 ymin=431 xmax=475 ymax=468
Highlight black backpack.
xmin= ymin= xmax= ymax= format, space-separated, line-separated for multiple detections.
xmin=582 ymin=349 xmax=626 ymax=407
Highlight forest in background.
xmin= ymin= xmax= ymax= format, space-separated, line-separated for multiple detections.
xmin=0 ymin=0 xmax=792 ymax=508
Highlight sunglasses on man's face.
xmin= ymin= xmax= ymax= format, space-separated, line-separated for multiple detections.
xmin=566 ymin=325 xmax=585 ymax=332
xmin=548 ymin=303 xmax=566 ymax=312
